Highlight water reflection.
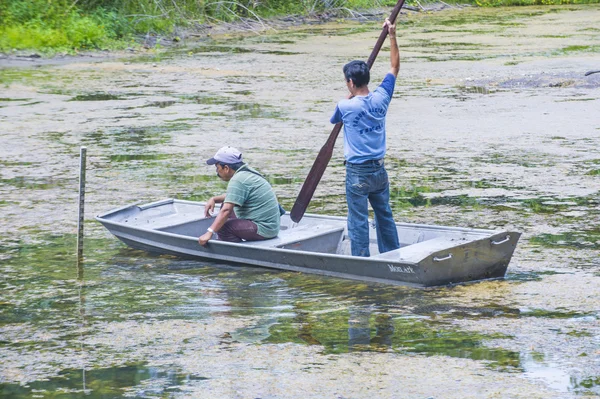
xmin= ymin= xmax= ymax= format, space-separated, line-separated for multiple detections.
xmin=348 ymin=306 xmax=394 ymax=351
xmin=0 ymin=364 xmax=207 ymax=398
xmin=0 ymin=242 xmax=212 ymax=398
xmin=228 ymin=279 xmax=293 ymax=342
xmin=0 ymin=212 xmax=597 ymax=396
xmin=522 ymin=352 xmax=571 ymax=393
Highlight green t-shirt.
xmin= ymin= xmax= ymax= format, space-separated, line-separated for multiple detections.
xmin=225 ymin=164 xmax=280 ymax=238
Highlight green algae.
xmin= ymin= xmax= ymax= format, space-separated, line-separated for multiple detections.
xmin=108 ymin=154 xmax=173 ymax=162
xmin=263 ymin=308 xmax=520 ymax=371
xmin=142 ymin=100 xmax=178 ymax=108
xmin=176 ymin=94 xmax=287 ymax=119
xmin=389 ymin=188 xmax=483 ymax=210
xmin=0 ymin=363 xmax=207 ymax=398
xmin=242 ymin=36 xmax=296 ymax=45
xmin=229 ymin=90 xmax=253 ymax=95
xmin=556 ymin=98 xmax=596 ymax=102
xmin=381 ymin=188 xmax=599 ymax=217
xmin=565 ymin=330 xmax=593 ymax=337
xmin=389 ymin=185 xmax=438 ymax=209
xmin=0 ymin=176 xmax=74 ymax=190
xmin=267 ymin=176 xmax=305 ymax=185
xmin=400 ymin=39 xmax=489 ymax=50
xmin=68 ymin=93 xmax=129 ymax=101
xmin=556 ymin=45 xmax=598 ymax=54
xmin=572 ymin=376 xmax=600 ymax=396
xmin=147 ymin=173 xmax=215 ymax=185
xmin=506 ymin=270 xmax=564 ymax=282
xmin=231 ymin=102 xmax=286 ymax=119
xmin=82 ymin=124 xmax=192 ymax=149
xmin=412 ymin=303 xmax=521 ymax=319
xmin=530 ymin=229 xmax=600 ymax=250
xmin=17 ymin=100 xmax=45 ymax=106
xmin=413 ymin=7 xmax=537 ymax=28
xmin=178 ymin=94 xmax=231 ymax=105
xmin=178 ymin=44 xmax=301 ymax=57
xmin=520 ymin=308 xmax=592 ymax=319
xmin=0 ymin=68 xmax=53 ymax=87
xmin=413 ymin=54 xmax=489 ymax=63
xmin=291 ymin=25 xmax=375 ymax=37
xmin=0 ymin=97 xmax=31 ymax=102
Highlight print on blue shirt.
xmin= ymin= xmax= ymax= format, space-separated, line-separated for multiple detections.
xmin=330 ymin=73 xmax=396 ymax=163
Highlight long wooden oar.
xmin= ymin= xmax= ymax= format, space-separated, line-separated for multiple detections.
xmin=290 ymin=0 xmax=407 ymax=223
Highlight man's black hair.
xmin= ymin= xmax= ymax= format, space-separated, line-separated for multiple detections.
xmin=218 ymin=161 xmax=244 ymax=171
xmin=343 ymin=60 xmax=370 ymax=88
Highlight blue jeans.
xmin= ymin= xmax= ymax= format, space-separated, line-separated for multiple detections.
xmin=346 ymin=161 xmax=400 ymax=257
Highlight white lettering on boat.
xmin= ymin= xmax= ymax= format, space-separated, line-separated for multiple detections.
xmin=387 ymin=264 xmax=415 ymax=274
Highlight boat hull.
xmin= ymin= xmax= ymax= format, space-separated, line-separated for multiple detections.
xmin=96 ymin=199 xmax=521 ymax=287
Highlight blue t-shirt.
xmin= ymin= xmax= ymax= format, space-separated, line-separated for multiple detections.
xmin=330 ymin=73 xmax=395 ymax=164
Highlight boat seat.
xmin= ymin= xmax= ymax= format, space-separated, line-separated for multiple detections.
xmin=243 ymin=221 xmax=346 ymax=248
xmin=371 ymin=235 xmax=475 ymax=262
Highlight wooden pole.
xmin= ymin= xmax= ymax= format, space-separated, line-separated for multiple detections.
xmin=77 ymin=147 xmax=87 ymax=260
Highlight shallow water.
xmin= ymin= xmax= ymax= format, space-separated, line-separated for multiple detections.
xmin=1 ymin=5 xmax=600 ymax=398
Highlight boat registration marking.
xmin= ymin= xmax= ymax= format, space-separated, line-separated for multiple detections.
xmin=387 ymin=264 xmax=415 ymax=274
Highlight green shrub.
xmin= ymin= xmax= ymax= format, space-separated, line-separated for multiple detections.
xmin=0 ymin=25 xmax=68 ymax=50
xmin=2 ymin=0 xmax=600 ymax=52
xmin=0 ymin=9 xmax=111 ymax=52
xmin=66 ymin=16 xmax=107 ymax=47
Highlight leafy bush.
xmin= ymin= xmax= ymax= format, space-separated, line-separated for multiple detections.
xmin=0 ymin=9 xmax=112 ymax=52
xmin=1 ymin=0 xmax=599 ymax=52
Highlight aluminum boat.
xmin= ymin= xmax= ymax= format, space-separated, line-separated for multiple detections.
xmin=96 ymin=199 xmax=521 ymax=287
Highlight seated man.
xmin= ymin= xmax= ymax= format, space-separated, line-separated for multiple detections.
xmin=198 ymin=146 xmax=280 ymax=246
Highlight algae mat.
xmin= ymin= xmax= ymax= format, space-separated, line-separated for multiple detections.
xmin=1 ymin=5 xmax=599 ymax=398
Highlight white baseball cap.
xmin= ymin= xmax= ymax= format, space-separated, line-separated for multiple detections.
xmin=206 ymin=146 xmax=243 ymax=165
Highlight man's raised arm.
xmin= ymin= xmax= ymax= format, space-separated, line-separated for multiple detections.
xmin=386 ymin=19 xmax=400 ymax=77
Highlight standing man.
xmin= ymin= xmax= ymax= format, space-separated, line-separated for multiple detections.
xmin=198 ymin=146 xmax=280 ymax=246
xmin=330 ymin=18 xmax=400 ymax=257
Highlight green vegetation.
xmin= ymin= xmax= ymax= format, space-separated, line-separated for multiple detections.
xmin=475 ymin=0 xmax=598 ymax=4
xmin=0 ymin=0 xmax=396 ymax=53
xmin=2 ymin=0 xmax=600 ymax=53
xmin=0 ymin=0 xmax=128 ymax=52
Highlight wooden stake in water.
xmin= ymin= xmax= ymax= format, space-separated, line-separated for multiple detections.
xmin=77 ymin=147 xmax=87 ymax=260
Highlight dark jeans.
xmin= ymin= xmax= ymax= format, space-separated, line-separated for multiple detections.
xmin=217 ymin=212 xmax=267 ymax=243
xmin=346 ymin=160 xmax=400 ymax=257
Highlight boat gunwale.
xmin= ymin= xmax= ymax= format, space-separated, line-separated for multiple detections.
xmin=95 ymin=198 xmax=517 ymax=266
xmin=97 ymin=198 xmax=502 ymax=236
xmin=95 ymin=214 xmax=412 ymax=264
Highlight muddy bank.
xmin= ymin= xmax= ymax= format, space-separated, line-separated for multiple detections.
xmin=0 ymin=2 xmax=456 ymax=68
